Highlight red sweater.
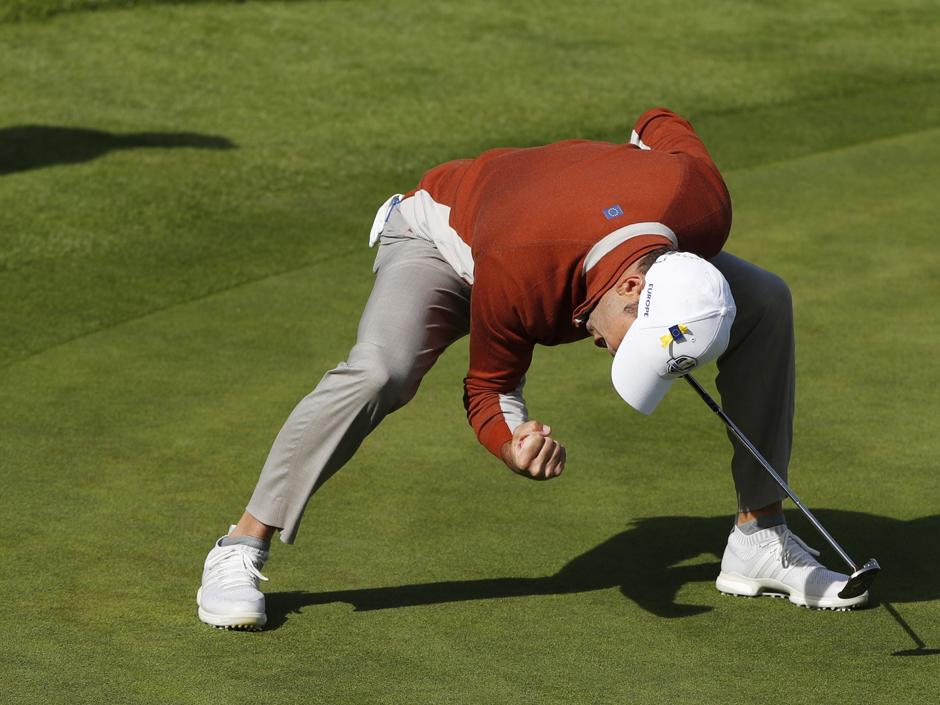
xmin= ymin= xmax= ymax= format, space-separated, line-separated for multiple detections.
xmin=402 ymin=108 xmax=731 ymax=457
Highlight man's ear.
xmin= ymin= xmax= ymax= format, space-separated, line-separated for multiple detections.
xmin=615 ymin=271 xmax=646 ymax=299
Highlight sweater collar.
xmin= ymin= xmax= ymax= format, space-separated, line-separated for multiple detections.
xmin=572 ymin=234 xmax=674 ymax=325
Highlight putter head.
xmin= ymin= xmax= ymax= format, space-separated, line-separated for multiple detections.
xmin=838 ymin=558 xmax=881 ymax=599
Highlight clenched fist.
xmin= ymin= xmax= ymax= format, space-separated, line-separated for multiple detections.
xmin=500 ymin=420 xmax=567 ymax=480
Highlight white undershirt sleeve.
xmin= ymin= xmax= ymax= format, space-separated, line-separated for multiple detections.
xmin=497 ymin=376 xmax=528 ymax=432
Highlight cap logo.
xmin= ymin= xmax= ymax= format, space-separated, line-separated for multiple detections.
xmin=603 ymin=204 xmax=624 ymax=220
xmin=660 ymin=324 xmax=690 ymax=348
xmin=665 ymin=355 xmax=698 ymax=374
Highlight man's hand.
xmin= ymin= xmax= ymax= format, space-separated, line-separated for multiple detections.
xmin=500 ymin=420 xmax=567 ymax=480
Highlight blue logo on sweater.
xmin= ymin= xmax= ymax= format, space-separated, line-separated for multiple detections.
xmin=603 ymin=205 xmax=624 ymax=220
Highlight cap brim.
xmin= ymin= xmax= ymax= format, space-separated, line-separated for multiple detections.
xmin=611 ymin=326 xmax=674 ymax=415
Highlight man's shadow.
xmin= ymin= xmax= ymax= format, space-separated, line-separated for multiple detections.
xmin=0 ymin=125 xmax=234 ymax=175
xmin=266 ymin=510 xmax=940 ymax=630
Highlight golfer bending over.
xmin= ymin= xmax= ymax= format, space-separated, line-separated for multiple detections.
xmin=197 ymin=108 xmax=868 ymax=630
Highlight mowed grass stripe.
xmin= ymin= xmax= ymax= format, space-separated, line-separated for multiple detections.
xmin=2 ymin=1 xmax=939 ymax=366
xmin=2 ymin=82 xmax=938 ymax=371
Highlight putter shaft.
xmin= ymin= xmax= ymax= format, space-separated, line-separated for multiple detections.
xmin=683 ymin=374 xmax=859 ymax=573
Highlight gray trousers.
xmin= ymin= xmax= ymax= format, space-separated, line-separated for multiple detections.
xmin=247 ymin=214 xmax=793 ymax=544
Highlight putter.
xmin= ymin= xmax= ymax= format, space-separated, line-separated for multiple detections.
xmin=683 ymin=374 xmax=880 ymax=599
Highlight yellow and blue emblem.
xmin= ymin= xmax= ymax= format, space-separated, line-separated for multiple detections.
xmin=660 ymin=324 xmax=690 ymax=348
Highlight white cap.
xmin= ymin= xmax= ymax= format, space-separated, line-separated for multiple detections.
xmin=611 ymin=251 xmax=736 ymax=414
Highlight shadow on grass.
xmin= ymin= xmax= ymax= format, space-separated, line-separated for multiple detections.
xmin=266 ymin=510 xmax=939 ymax=630
xmin=0 ymin=125 xmax=235 ymax=175
xmin=2 ymin=0 xmax=320 ymax=25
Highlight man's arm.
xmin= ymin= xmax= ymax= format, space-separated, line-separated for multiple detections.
xmin=631 ymin=107 xmax=719 ymax=167
xmin=632 ymin=108 xmax=732 ymax=258
xmin=464 ymin=253 xmax=566 ymax=480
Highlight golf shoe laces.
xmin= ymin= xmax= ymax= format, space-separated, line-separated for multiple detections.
xmin=758 ymin=528 xmax=822 ymax=569
xmin=204 ymin=544 xmax=269 ymax=590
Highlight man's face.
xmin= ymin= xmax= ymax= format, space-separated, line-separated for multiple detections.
xmin=585 ymin=271 xmax=646 ymax=356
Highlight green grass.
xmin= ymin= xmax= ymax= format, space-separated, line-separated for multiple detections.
xmin=1 ymin=1 xmax=939 ymax=703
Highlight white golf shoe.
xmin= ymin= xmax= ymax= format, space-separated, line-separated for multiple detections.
xmin=716 ymin=523 xmax=868 ymax=610
xmin=197 ymin=527 xmax=269 ymax=630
